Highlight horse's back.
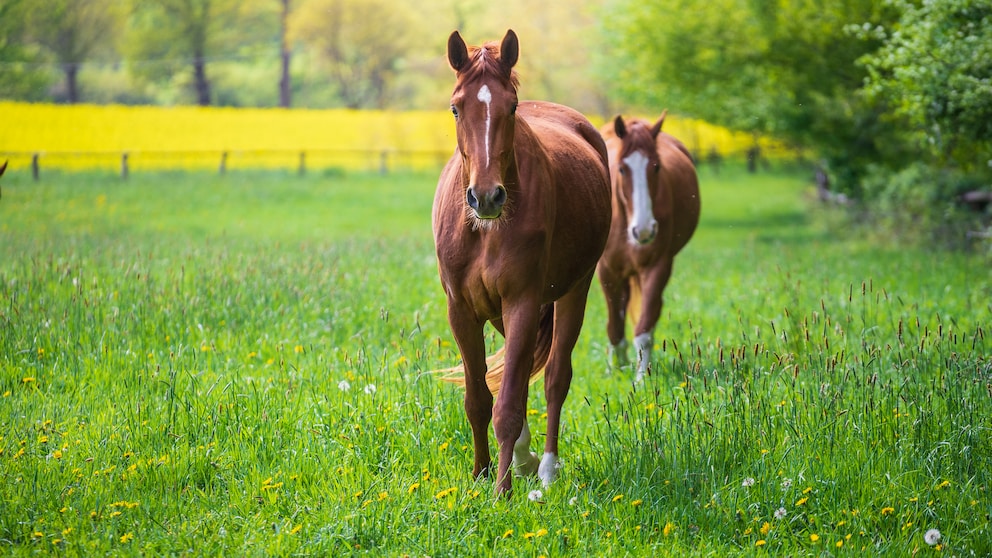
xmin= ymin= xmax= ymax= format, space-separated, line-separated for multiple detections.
xmin=518 ymin=101 xmax=610 ymax=177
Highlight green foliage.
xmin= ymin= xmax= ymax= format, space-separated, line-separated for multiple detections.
xmin=860 ymin=0 xmax=992 ymax=174
xmin=0 ymin=168 xmax=989 ymax=555
xmin=0 ymin=0 xmax=52 ymax=100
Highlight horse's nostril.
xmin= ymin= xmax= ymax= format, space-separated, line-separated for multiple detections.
xmin=493 ymin=185 xmax=507 ymax=207
xmin=466 ymin=187 xmax=479 ymax=209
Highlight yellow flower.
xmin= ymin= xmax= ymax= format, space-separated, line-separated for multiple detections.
xmin=434 ymin=487 xmax=457 ymax=499
xmin=294 ymin=345 xmax=304 ymax=353
xmin=835 ymin=540 xmax=843 ymax=548
xmin=803 ymin=486 xmax=813 ymax=494
xmin=523 ymin=532 xmax=536 ymax=539
xmin=536 ymin=528 xmax=548 ymax=537
xmin=631 ymin=499 xmax=643 ymax=506
xmin=760 ymin=522 xmax=771 ymax=535
xmin=755 ymin=540 xmax=766 ymax=547
xmin=120 ymin=532 xmax=134 ymax=544
xmin=502 ymin=529 xmax=513 ymax=538
xmin=881 ymin=507 xmax=895 ymax=516
xmin=810 ymin=534 xmax=820 ymax=542
xmin=663 ymin=522 xmax=675 ymax=537
xmin=612 ymin=494 xmax=624 ymax=502
xmin=290 ymin=524 xmax=302 ymax=535
xmin=796 ymin=497 xmax=809 ymax=506
xmin=22 ymin=377 xmax=36 ymax=384
xmin=408 ymin=482 xmax=420 ymax=494
xmin=377 ymin=491 xmax=389 ymax=501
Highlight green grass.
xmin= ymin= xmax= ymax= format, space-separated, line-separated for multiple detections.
xmin=0 ymin=165 xmax=989 ymax=556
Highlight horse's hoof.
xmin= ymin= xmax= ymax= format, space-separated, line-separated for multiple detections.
xmin=513 ymin=451 xmax=540 ymax=477
xmin=538 ymin=453 xmax=560 ymax=487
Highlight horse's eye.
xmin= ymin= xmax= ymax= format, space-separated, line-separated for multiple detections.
xmin=652 ymin=163 xmax=661 ymax=173
xmin=511 ymin=102 xmax=518 ymax=115
xmin=451 ymin=105 xmax=459 ymax=118
xmin=619 ymin=167 xmax=627 ymax=176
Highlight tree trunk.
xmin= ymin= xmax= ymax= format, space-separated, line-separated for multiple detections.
xmin=279 ymin=0 xmax=291 ymax=108
xmin=194 ymin=55 xmax=210 ymax=106
xmin=64 ymin=63 xmax=79 ymax=104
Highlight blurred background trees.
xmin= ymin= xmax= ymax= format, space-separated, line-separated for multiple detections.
xmin=1 ymin=0 xmax=989 ymax=244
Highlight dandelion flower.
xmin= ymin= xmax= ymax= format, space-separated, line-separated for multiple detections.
xmin=795 ymin=497 xmax=809 ymax=506
xmin=881 ymin=506 xmax=895 ymax=516
xmin=612 ymin=494 xmax=624 ymax=502
xmin=663 ymin=522 xmax=675 ymax=537
xmin=760 ymin=522 xmax=771 ymax=535
xmin=774 ymin=507 xmax=787 ymax=520
xmin=502 ymin=529 xmax=513 ymax=538
xmin=120 ymin=533 xmax=134 ymax=544
xmin=338 ymin=380 xmax=351 ymax=391
xmin=924 ymin=528 xmax=942 ymax=546
xmin=631 ymin=499 xmax=643 ymax=506
xmin=528 ymin=490 xmax=543 ymax=502
xmin=364 ymin=384 xmax=377 ymax=395
xmin=755 ymin=539 xmax=766 ymax=547
xmin=536 ymin=528 xmax=548 ymax=537
xmin=810 ymin=533 xmax=820 ymax=542
xmin=742 ymin=477 xmax=756 ymax=487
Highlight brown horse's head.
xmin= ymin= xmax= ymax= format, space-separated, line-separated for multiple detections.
xmin=447 ymin=30 xmax=520 ymax=227
xmin=613 ymin=112 xmax=667 ymax=245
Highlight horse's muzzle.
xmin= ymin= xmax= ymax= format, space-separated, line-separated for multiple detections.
xmin=467 ymin=184 xmax=506 ymax=219
xmin=630 ymin=220 xmax=658 ymax=245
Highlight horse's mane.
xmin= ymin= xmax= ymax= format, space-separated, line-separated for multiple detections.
xmin=464 ymin=42 xmax=520 ymax=90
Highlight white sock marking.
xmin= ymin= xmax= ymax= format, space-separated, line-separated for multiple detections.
xmin=634 ymin=331 xmax=653 ymax=382
xmin=538 ymin=452 xmax=560 ymax=487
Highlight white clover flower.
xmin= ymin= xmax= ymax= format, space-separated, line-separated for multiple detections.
xmin=527 ymin=490 xmax=543 ymax=502
xmin=781 ymin=478 xmax=792 ymax=490
xmin=364 ymin=383 xmax=377 ymax=395
xmin=742 ymin=477 xmax=755 ymax=487
xmin=924 ymin=528 xmax=941 ymax=546
xmin=774 ymin=507 xmax=787 ymax=520
xmin=338 ymin=380 xmax=351 ymax=391
xmin=568 ymin=496 xmax=578 ymax=506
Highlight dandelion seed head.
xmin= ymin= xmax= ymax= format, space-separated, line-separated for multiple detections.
xmin=364 ymin=383 xmax=376 ymax=395
xmin=528 ymin=490 xmax=543 ymax=502
xmin=742 ymin=477 xmax=756 ymax=487
xmin=774 ymin=507 xmax=787 ymax=519
xmin=338 ymin=380 xmax=351 ymax=391
xmin=924 ymin=528 xmax=942 ymax=546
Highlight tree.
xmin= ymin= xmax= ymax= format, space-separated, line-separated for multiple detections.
xmin=289 ymin=0 xmax=416 ymax=109
xmin=127 ymin=0 xmax=248 ymax=106
xmin=0 ymin=0 xmax=49 ymax=100
xmin=26 ymin=0 xmax=123 ymax=103
xmin=600 ymin=0 xmax=898 ymax=191
xmin=861 ymin=0 xmax=992 ymax=176
xmin=279 ymin=0 xmax=291 ymax=108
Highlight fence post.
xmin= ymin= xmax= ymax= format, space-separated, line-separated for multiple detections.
xmin=121 ymin=152 xmax=129 ymax=179
xmin=219 ymin=151 xmax=227 ymax=175
xmin=32 ymin=153 xmax=39 ymax=181
xmin=298 ymin=151 xmax=306 ymax=176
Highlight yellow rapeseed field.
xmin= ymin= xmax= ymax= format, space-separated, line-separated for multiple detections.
xmin=0 ymin=102 xmax=781 ymax=172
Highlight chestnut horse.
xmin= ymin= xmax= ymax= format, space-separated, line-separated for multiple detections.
xmin=433 ymin=30 xmax=611 ymax=495
xmin=597 ymin=114 xmax=700 ymax=382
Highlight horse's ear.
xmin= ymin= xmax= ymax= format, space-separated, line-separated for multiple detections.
xmin=0 ymin=160 xmax=7 ymax=177
xmin=500 ymin=29 xmax=519 ymax=72
xmin=650 ymin=109 xmax=668 ymax=139
xmin=448 ymin=31 xmax=469 ymax=72
xmin=613 ymin=115 xmax=627 ymax=139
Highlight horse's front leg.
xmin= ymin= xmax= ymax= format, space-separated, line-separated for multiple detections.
xmin=633 ymin=260 xmax=674 ymax=382
xmin=492 ymin=299 xmax=540 ymax=496
xmin=597 ymin=262 xmax=631 ymax=371
xmin=446 ymin=302 xmax=492 ymax=478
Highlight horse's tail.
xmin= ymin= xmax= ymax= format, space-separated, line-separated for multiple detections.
xmin=627 ymin=277 xmax=643 ymax=328
xmin=436 ymin=304 xmax=554 ymax=395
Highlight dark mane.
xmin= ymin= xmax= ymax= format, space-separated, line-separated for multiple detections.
xmin=465 ymin=42 xmax=520 ymax=90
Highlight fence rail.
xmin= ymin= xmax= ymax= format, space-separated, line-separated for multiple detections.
xmin=0 ymin=148 xmax=456 ymax=179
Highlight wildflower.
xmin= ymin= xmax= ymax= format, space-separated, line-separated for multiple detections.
xmin=935 ymin=480 xmax=950 ymax=490
xmin=781 ymin=478 xmax=792 ymax=489
xmin=924 ymin=529 xmax=942 ymax=546
xmin=377 ymin=491 xmax=389 ymax=501
xmin=774 ymin=507 xmax=787 ymax=520
xmin=294 ymin=345 xmax=304 ymax=353
xmin=439 ymin=441 xmax=449 ymax=451
xmin=568 ymin=496 xmax=578 ymax=506
xmin=796 ymin=497 xmax=808 ymax=506
xmin=502 ymin=529 xmax=513 ymax=538
xmin=760 ymin=522 xmax=771 ymax=535
xmin=803 ymin=486 xmax=813 ymax=494
xmin=22 ymin=377 xmax=36 ymax=384
xmin=290 ymin=524 xmax=302 ymax=535
xmin=810 ymin=534 xmax=820 ymax=542
xmin=663 ymin=522 xmax=675 ymax=537
xmin=755 ymin=540 xmax=766 ymax=547
xmin=612 ymin=494 xmax=624 ymax=503
xmin=528 ymin=490 xmax=543 ymax=502
xmin=742 ymin=477 xmax=756 ymax=487
xmin=881 ymin=507 xmax=895 ymax=516
xmin=835 ymin=540 xmax=843 ymax=548
xmin=364 ymin=384 xmax=376 ymax=395
xmin=434 ymin=487 xmax=457 ymax=499
xmin=631 ymin=499 xmax=643 ymax=507
xmin=536 ymin=528 xmax=548 ymax=537
xmin=338 ymin=380 xmax=351 ymax=391
xmin=408 ymin=482 xmax=420 ymax=494
xmin=523 ymin=532 xmax=536 ymax=539
xmin=120 ymin=533 xmax=134 ymax=543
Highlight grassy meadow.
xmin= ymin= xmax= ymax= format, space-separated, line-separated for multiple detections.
xmin=0 ymin=164 xmax=989 ymax=556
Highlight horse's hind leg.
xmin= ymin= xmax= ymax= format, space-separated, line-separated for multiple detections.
xmin=447 ymin=304 xmax=493 ymax=478
xmin=540 ymin=273 xmax=595 ymax=486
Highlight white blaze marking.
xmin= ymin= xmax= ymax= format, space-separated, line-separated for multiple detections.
xmin=477 ymin=84 xmax=492 ymax=167
xmin=622 ymin=151 xmax=655 ymax=243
